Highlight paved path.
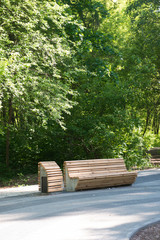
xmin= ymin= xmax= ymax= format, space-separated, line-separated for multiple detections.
xmin=0 ymin=169 xmax=160 ymax=240
xmin=0 ymin=185 xmax=38 ymax=198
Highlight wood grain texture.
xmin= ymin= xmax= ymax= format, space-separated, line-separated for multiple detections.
xmin=38 ymin=161 xmax=63 ymax=193
xmin=64 ymin=158 xmax=137 ymax=191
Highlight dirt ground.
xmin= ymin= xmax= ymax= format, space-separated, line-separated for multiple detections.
xmin=131 ymin=221 xmax=160 ymax=240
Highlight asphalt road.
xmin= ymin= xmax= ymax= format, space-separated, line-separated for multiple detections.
xmin=0 ymin=169 xmax=160 ymax=240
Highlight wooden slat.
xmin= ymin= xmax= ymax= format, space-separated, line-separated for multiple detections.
xmin=88 ymin=175 xmax=136 ymax=183
xmin=68 ymin=168 xmax=126 ymax=174
xmin=48 ymin=179 xmax=63 ymax=182
xmin=69 ymin=170 xmax=126 ymax=178
xmin=48 ymin=185 xmax=63 ymax=188
xmin=47 ymin=173 xmax=62 ymax=176
xmin=76 ymin=176 xmax=136 ymax=190
xmin=65 ymin=158 xmax=124 ymax=163
xmin=67 ymin=164 xmax=126 ymax=170
xmin=48 ymin=188 xmax=63 ymax=192
xmin=66 ymin=163 xmax=124 ymax=168
xmin=48 ymin=176 xmax=63 ymax=179
xmin=78 ymin=171 xmax=136 ymax=180
xmin=48 ymin=187 xmax=63 ymax=193
xmin=66 ymin=165 xmax=126 ymax=170
xmin=76 ymin=179 xmax=135 ymax=189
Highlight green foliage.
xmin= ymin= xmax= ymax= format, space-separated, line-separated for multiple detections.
xmin=122 ymin=0 xmax=160 ymax=135
xmin=62 ymin=0 xmax=109 ymax=29
xmin=0 ymin=0 xmax=158 ymax=179
xmin=0 ymin=0 xmax=83 ymax=171
xmin=121 ymin=129 xmax=151 ymax=169
xmin=0 ymin=0 xmax=78 ymax=126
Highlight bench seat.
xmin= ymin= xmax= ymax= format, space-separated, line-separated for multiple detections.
xmin=64 ymin=158 xmax=137 ymax=191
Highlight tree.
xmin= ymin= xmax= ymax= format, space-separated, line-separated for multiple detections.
xmin=87 ymin=0 xmax=156 ymax=167
xmin=49 ymin=0 xmax=141 ymax=166
xmin=0 ymin=0 xmax=83 ymax=170
xmin=101 ymin=1 xmax=160 ymax=137
xmin=124 ymin=0 xmax=160 ymax=134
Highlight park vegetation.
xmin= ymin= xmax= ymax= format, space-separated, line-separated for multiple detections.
xmin=0 ymin=0 xmax=160 ymax=181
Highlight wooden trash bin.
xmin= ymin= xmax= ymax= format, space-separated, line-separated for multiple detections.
xmin=38 ymin=161 xmax=63 ymax=193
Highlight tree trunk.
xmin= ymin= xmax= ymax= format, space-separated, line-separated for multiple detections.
xmin=6 ymin=128 xmax=10 ymax=168
xmin=143 ymin=109 xmax=150 ymax=136
xmin=6 ymin=97 xmax=13 ymax=168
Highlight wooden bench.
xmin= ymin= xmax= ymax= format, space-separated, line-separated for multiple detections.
xmin=150 ymin=156 xmax=160 ymax=165
xmin=63 ymin=158 xmax=137 ymax=191
xmin=147 ymin=147 xmax=160 ymax=166
xmin=38 ymin=161 xmax=63 ymax=193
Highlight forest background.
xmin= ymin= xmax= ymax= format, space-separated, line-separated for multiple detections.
xmin=0 ymin=0 xmax=160 ymax=184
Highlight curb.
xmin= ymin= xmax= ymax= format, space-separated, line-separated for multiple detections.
xmin=127 ymin=218 xmax=160 ymax=239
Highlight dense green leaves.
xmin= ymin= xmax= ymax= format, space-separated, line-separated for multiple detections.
xmin=0 ymin=0 xmax=78 ymax=125
xmin=124 ymin=0 xmax=160 ymax=134
xmin=0 ymin=0 xmax=83 ymax=170
xmin=0 ymin=0 xmax=159 ymax=177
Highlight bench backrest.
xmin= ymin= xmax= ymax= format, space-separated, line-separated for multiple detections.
xmin=64 ymin=158 xmax=127 ymax=179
